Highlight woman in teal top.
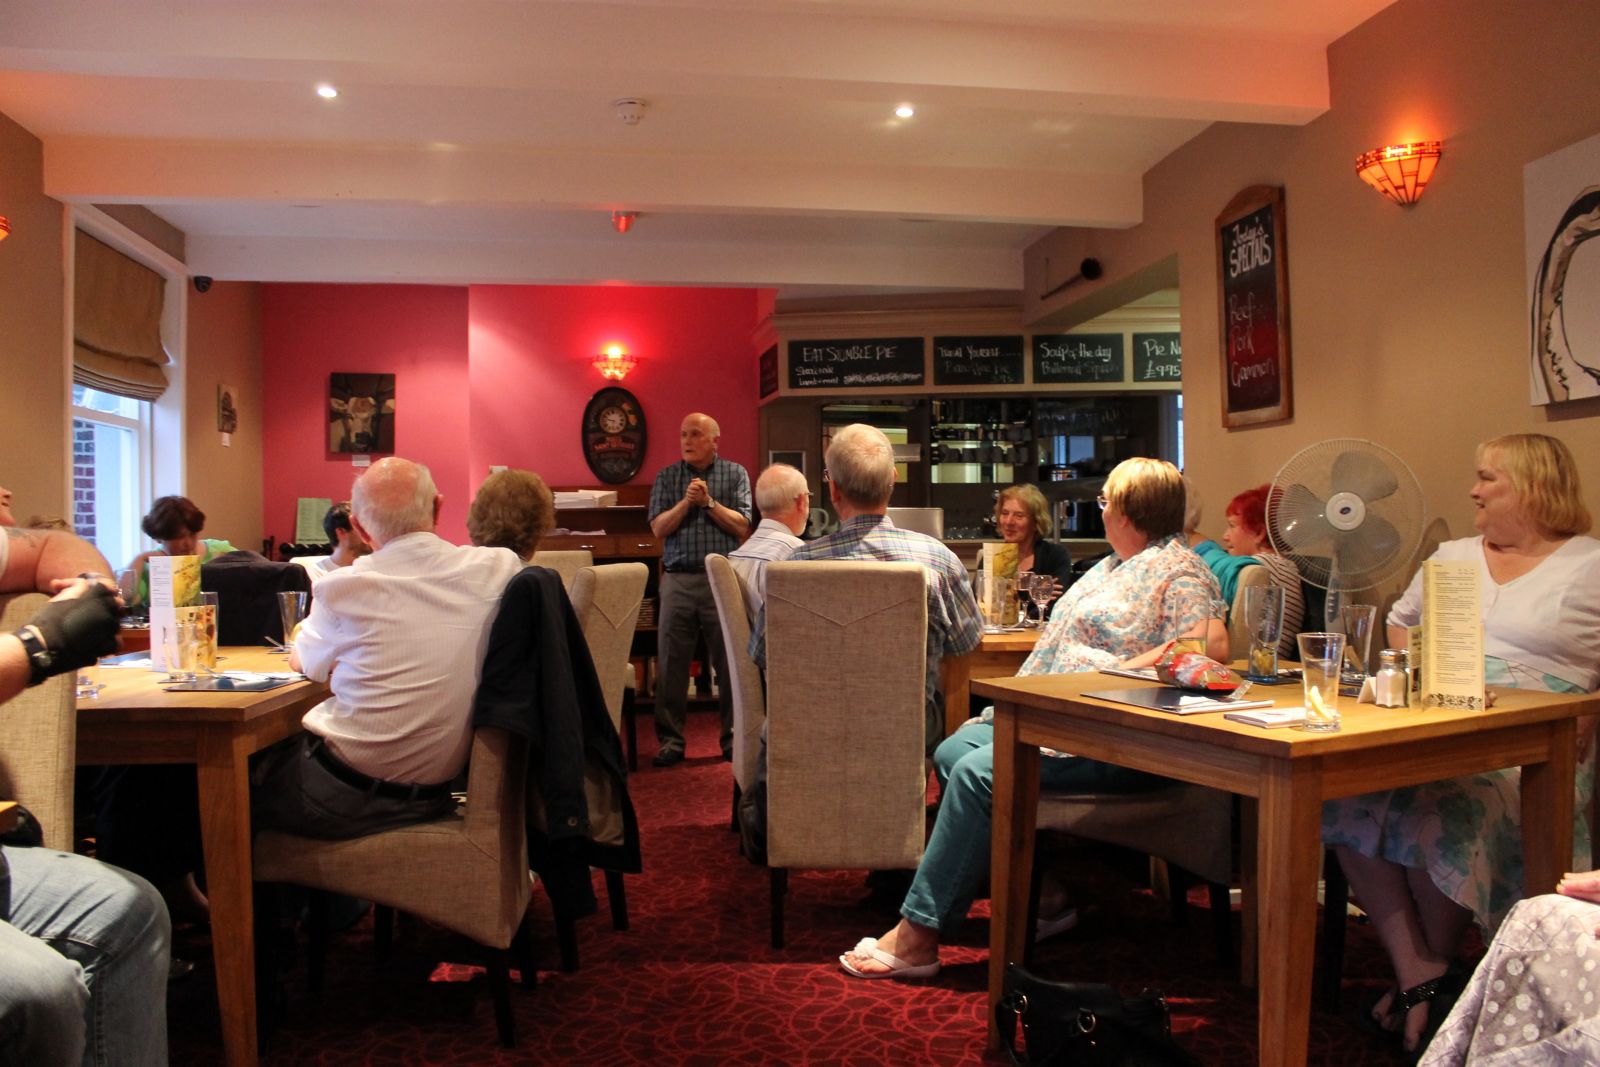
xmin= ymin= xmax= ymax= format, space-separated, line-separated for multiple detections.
xmin=126 ymin=495 xmax=238 ymax=604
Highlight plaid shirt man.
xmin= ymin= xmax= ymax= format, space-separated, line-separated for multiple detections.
xmin=650 ymin=457 xmax=751 ymax=572
xmin=749 ymin=513 xmax=982 ymax=751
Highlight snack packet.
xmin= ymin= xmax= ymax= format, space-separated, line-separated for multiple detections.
xmin=1154 ymin=641 xmax=1242 ymax=692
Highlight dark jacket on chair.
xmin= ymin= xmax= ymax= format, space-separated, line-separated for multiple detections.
xmin=472 ymin=566 xmax=641 ymax=922
xmin=200 ymin=550 xmax=313 ymax=645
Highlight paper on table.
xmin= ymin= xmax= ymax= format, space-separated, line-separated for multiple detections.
xmin=295 ymin=497 xmax=334 ymax=543
xmin=1420 ymin=559 xmax=1486 ymax=710
xmin=148 ymin=555 xmax=200 ymax=673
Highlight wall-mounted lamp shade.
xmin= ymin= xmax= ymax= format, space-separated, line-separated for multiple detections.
xmin=593 ymin=344 xmax=637 ymax=380
xmin=0 ymin=215 xmax=10 ymax=241
xmin=1356 ymin=141 xmax=1442 ymax=206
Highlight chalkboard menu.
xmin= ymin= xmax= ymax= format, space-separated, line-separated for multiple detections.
xmin=1131 ymin=332 xmax=1182 ymax=382
xmin=787 ymin=337 xmax=925 ymax=389
xmin=932 ymin=335 xmax=1025 ymax=386
xmin=1032 ymin=333 xmax=1125 ymax=383
xmin=1216 ymin=185 xmax=1291 ymax=427
xmin=758 ymin=344 xmax=778 ymax=398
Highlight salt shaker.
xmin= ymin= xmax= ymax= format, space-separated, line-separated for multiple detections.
xmin=1374 ymin=648 xmax=1410 ymax=708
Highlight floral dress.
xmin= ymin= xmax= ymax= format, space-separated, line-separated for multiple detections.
xmin=1322 ymin=536 xmax=1600 ymax=934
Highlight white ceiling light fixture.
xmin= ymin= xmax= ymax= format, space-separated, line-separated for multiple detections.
xmin=894 ymin=104 xmax=915 ymax=119
xmin=613 ymin=98 xmax=646 ymax=126
xmin=316 ymin=84 xmax=339 ymax=100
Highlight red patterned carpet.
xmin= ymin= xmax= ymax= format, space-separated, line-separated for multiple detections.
xmin=165 ymin=716 xmax=1417 ymax=1065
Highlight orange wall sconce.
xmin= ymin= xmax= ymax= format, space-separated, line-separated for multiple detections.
xmin=1356 ymin=141 xmax=1442 ymax=206
xmin=0 ymin=214 xmax=11 ymax=241
xmin=593 ymin=344 xmax=637 ymax=380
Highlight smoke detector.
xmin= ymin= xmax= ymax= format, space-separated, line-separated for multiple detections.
xmin=613 ymin=98 xmax=646 ymax=126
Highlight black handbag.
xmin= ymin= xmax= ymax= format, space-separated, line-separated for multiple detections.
xmin=994 ymin=963 xmax=1202 ymax=1067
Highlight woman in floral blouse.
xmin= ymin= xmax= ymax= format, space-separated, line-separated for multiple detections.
xmin=840 ymin=457 xmax=1226 ymax=980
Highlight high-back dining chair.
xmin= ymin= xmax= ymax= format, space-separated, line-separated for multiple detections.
xmin=762 ymin=560 xmax=929 ymax=948
xmin=530 ymin=550 xmax=593 ymax=592
xmin=200 ymin=550 xmax=314 ymax=645
xmin=0 ymin=593 xmax=77 ymax=853
xmin=253 ymin=727 xmax=534 ymax=1047
xmin=706 ymin=554 xmax=765 ymax=832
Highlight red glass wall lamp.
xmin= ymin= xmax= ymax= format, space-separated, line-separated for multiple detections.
xmin=593 ymin=344 xmax=637 ymax=380
xmin=1356 ymin=141 xmax=1442 ymax=206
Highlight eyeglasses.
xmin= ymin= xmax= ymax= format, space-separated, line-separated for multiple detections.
xmin=1095 ymin=494 xmax=1109 ymax=511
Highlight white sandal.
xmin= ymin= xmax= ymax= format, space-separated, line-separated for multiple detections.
xmin=838 ymin=937 xmax=941 ymax=980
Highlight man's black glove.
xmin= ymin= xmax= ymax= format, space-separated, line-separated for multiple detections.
xmin=16 ymin=584 xmax=122 ymax=685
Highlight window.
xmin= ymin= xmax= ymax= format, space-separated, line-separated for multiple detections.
xmin=71 ymin=385 xmax=149 ymax=568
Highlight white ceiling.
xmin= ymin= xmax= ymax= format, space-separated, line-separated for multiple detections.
xmin=0 ymin=0 xmax=1396 ymax=297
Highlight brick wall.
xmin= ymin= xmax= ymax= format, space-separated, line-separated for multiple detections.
xmin=71 ymin=418 xmax=96 ymax=540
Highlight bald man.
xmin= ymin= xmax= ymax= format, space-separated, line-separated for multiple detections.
xmin=647 ymin=413 xmax=751 ymax=766
xmin=258 ymin=457 xmax=524 ymax=838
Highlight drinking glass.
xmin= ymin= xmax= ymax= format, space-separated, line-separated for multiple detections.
xmin=1031 ymin=573 xmax=1060 ymax=626
xmin=1340 ymin=603 xmax=1377 ymax=680
xmin=975 ymin=573 xmax=1017 ymax=629
xmin=278 ymin=591 xmax=308 ymax=647
xmin=116 ymin=568 xmax=146 ymax=623
xmin=1015 ymin=572 xmax=1036 ymax=628
xmin=163 ymin=621 xmax=200 ymax=683
xmin=1243 ymin=584 xmax=1287 ymax=681
xmin=1297 ymin=632 xmax=1346 ymax=732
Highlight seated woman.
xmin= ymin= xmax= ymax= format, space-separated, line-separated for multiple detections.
xmin=839 ymin=457 xmax=1226 ymax=979
xmin=1323 ymin=433 xmax=1600 ymax=1056
xmin=994 ymin=483 xmax=1073 ymax=618
xmin=467 ymin=468 xmax=554 ymax=561
xmin=126 ymin=495 xmax=238 ymax=604
xmin=1420 ymin=869 xmax=1600 ymax=1064
xmin=1190 ymin=483 xmax=1306 ymax=656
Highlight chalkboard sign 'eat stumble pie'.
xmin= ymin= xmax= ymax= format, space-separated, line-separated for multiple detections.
xmin=788 ymin=337 xmax=925 ymax=389
xmin=1216 ymin=185 xmax=1292 ymax=427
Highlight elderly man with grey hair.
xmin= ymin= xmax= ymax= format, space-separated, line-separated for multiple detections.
xmin=726 ymin=463 xmax=809 ymax=621
xmin=259 ymin=457 xmax=525 ymax=838
xmin=748 ymin=424 xmax=981 ymax=755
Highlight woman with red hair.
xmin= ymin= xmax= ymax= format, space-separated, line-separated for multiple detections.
xmin=1191 ymin=483 xmax=1304 ymax=656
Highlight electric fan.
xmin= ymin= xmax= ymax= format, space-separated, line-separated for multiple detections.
xmin=1266 ymin=438 xmax=1426 ymax=629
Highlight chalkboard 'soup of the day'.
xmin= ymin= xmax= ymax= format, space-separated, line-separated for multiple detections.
xmin=787 ymin=337 xmax=926 ymax=390
xmin=1033 ymin=333 xmax=1125 ymax=384
xmin=1216 ymin=185 xmax=1292 ymax=427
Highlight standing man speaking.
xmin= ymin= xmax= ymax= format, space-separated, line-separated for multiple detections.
xmin=648 ymin=413 xmax=751 ymax=766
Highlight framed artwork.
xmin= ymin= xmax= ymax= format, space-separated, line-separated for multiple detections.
xmin=328 ymin=373 xmax=396 ymax=454
xmin=1216 ymin=185 xmax=1292 ymax=428
xmin=216 ymin=383 xmax=239 ymax=433
xmin=1526 ymin=129 xmax=1600 ymax=404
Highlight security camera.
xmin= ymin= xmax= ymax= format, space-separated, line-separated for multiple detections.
xmin=192 ymin=276 xmax=213 ymax=294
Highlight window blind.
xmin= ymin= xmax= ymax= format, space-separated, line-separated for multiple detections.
xmin=73 ymin=230 xmax=170 ymax=400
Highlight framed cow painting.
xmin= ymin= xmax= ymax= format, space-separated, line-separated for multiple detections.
xmin=328 ymin=373 xmax=396 ymax=454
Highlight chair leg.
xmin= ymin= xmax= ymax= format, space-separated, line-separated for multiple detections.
xmin=731 ymin=781 xmax=741 ymax=833
xmin=1165 ymin=863 xmax=1189 ymax=926
xmin=306 ymin=889 xmax=330 ymax=994
xmin=373 ymin=904 xmax=395 ymax=961
xmin=1023 ymin=845 xmax=1048 ymax=967
xmin=556 ymin=916 xmax=580 ymax=973
xmin=511 ymin=910 xmax=537 ymax=988
xmin=623 ymin=689 xmax=638 ymax=772
xmin=1208 ymin=882 xmax=1234 ymax=971
xmin=605 ymin=870 xmax=629 ymax=931
xmin=1317 ymin=847 xmax=1350 ymax=1012
xmin=486 ymin=950 xmax=515 ymax=1048
xmin=770 ymin=868 xmax=787 ymax=950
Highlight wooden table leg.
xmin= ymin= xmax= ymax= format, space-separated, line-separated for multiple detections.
xmin=940 ymin=654 xmax=972 ymax=739
xmin=988 ymin=702 xmax=1040 ymax=1047
xmin=1238 ymin=796 xmax=1259 ymax=989
xmin=1254 ymin=759 xmax=1322 ymax=1067
xmin=196 ymin=726 xmax=260 ymax=1067
xmin=1522 ymin=719 xmax=1577 ymax=895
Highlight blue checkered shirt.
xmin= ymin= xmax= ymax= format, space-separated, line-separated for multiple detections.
xmin=749 ymin=514 xmax=982 ymax=741
xmin=649 ymin=456 xmax=752 ymax=571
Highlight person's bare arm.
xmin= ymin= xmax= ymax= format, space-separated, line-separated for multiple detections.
xmin=1114 ymin=618 xmax=1221 ymax=670
xmin=1 ymin=578 xmax=122 ymax=704
xmin=0 ymin=632 xmax=28 ymax=704
xmin=2 ymin=527 xmax=112 ymax=594
xmin=704 ymin=499 xmax=750 ymax=539
xmin=1385 ymin=623 xmax=1408 ymax=650
xmin=650 ymin=496 xmax=692 ymax=539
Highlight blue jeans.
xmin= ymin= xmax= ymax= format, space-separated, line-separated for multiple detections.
xmin=899 ymin=723 xmax=1169 ymax=934
xmin=0 ymin=845 xmax=170 ymax=1067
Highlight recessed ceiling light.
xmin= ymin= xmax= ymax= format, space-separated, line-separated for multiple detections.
xmin=316 ymin=84 xmax=339 ymax=100
xmin=894 ymin=105 xmax=915 ymax=119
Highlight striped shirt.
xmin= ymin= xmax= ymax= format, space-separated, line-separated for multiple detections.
xmin=727 ymin=518 xmax=804 ymax=620
xmin=649 ymin=457 xmax=752 ymax=571
xmin=748 ymin=514 xmax=983 ymax=742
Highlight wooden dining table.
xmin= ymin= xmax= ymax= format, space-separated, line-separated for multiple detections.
xmin=78 ymin=647 xmax=329 ymax=1067
xmin=974 ymin=671 xmax=1600 ymax=1067
xmin=939 ymin=628 xmax=1040 ymax=737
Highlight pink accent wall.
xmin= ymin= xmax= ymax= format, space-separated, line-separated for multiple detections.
xmin=261 ymin=282 xmax=765 ymax=546
xmin=261 ymin=284 xmax=473 ymax=542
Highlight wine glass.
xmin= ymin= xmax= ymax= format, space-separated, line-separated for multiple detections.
xmin=116 ymin=568 xmax=145 ymax=623
xmin=1030 ymin=573 xmax=1059 ymax=627
xmin=1015 ymin=571 xmax=1036 ymax=628
xmin=163 ymin=621 xmax=199 ymax=683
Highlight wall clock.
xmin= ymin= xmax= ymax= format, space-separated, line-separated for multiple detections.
xmin=580 ymin=386 xmax=647 ymax=484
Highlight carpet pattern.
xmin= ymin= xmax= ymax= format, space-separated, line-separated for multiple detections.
xmin=165 ymin=716 xmax=1421 ymax=1064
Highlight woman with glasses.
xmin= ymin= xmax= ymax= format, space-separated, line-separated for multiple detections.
xmin=840 ymin=457 xmax=1227 ymax=980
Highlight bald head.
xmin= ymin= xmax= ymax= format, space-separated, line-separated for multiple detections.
xmin=351 ymin=457 xmax=440 ymax=548
xmin=754 ymin=463 xmax=810 ymax=534
xmin=680 ymin=412 xmax=721 ymax=469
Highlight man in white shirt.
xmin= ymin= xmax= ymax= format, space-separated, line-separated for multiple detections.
xmin=291 ymin=501 xmax=370 ymax=585
xmin=254 ymin=457 xmax=524 ymax=839
xmin=727 ymin=463 xmax=808 ymax=621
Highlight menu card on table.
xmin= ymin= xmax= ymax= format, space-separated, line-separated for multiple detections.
xmin=1419 ymin=559 xmax=1486 ymax=710
xmin=148 ymin=555 xmax=201 ymax=672
xmin=981 ymin=542 xmax=1018 ymax=579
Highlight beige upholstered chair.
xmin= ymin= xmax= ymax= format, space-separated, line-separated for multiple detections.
xmin=0 ymin=593 xmax=77 ymax=852
xmin=253 ymin=727 xmax=533 ymax=1047
xmin=530 ymin=550 xmax=593 ymax=591
xmin=706 ymin=555 xmax=766 ymax=831
xmin=763 ymin=560 xmax=929 ymax=948
xmin=1227 ymin=563 xmax=1270 ymax=659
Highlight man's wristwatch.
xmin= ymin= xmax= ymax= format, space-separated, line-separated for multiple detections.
xmin=702 ymin=497 xmax=715 ymax=510
xmin=14 ymin=625 xmax=56 ymax=687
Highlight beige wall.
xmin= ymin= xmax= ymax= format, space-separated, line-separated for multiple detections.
xmin=90 ymin=204 xmax=185 ymax=264
xmin=0 ymin=112 xmax=67 ymax=515
xmin=185 ymin=281 xmax=264 ymax=552
xmin=1025 ymin=0 xmax=1600 ymax=602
